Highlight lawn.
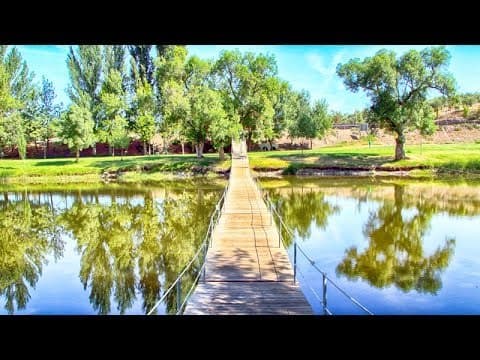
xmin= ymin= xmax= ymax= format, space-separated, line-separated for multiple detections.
xmin=1 ymin=142 xmax=479 ymax=183
xmin=0 ymin=154 xmax=231 ymax=183
xmin=248 ymin=143 xmax=480 ymax=174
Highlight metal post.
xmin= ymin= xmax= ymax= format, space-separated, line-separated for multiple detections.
xmin=202 ymin=243 xmax=207 ymax=282
xmin=322 ymin=273 xmax=327 ymax=315
xmin=293 ymin=241 xmax=297 ymax=284
xmin=278 ymin=218 xmax=282 ymax=248
xmin=176 ymin=277 xmax=182 ymax=313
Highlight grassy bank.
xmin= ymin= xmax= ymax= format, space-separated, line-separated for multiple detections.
xmin=1 ymin=142 xmax=479 ymax=184
xmin=0 ymin=154 xmax=231 ymax=184
xmin=248 ymin=143 xmax=480 ymax=175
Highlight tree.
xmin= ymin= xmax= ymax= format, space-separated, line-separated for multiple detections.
xmin=37 ymin=77 xmax=62 ymax=158
xmin=337 ymin=46 xmax=456 ymax=160
xmin=155 ymin=46 xmax=189 ymax=154
xmin=286 ymin=90 xmax=310 ymax=143
xmin=309 ymin=99 xmax=332 ymax=148
xmin=183 ymin=57 xmax=228 ymax=158
xmin=128 ymin=45 xmax=155 ymax=88
xmin=132 ymin=81 xmax=156 ymax=155
xmin=59 ymin=104 xmax=95 ymax=162
xmin=210 ymin=112 xmax=241 ymax=160
xmin=66 ymin=46 xmax=103 ymax=155
xmin=0 ymin=46 xmax=35 ymax=159
xmin=98 ymin=69 xmax=129 ymax=157
xmin=287 ymin=92 xmax=332 ymax=150
xmin=414 ymin=105 xmax=436 ymax=154
xmin=104 ymin=45 xmax=127 ymax=91
xmin=214 ymin=50 xmax=280 ymax=150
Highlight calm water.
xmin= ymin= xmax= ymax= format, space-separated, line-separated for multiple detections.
xmin=0 ymin=181 xmax=223 ymax=315
xmin=262 ymin=177 xmax=480 ymax=315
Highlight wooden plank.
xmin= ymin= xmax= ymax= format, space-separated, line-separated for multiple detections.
xmin=184 ymin=142 xmax=312 ymax=315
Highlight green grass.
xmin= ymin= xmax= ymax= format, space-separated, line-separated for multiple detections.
xmin=248 ymin=143 xmax=480 ymax=175
xmin=0 ymin=154 xmax=231 ymax=183
xmin=2 ymin=142 xmax=479 ymax=183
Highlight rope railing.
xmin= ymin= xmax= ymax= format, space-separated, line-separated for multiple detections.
xmin=252 ymin=176 xmax=373 ymax=315
xmin=147 ymin=182 xmax=229 ymax=315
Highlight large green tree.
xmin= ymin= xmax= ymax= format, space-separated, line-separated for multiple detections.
xmin=183 ymin=57 xmax=229 ymax=158
xmin=214 ymin=50 xmax=280 ymax=150
xmin=99 ymin=69 xmax=130 ymax=157
xmin=38 ymin=77 xmax=62 ymax=158
xmin=337 ymin=46 xmax=456 ymax=160
xmin=128 ymin=45 xmax=155 ymax=88
xmin=66 ymin=45 xmax=103 ymax=155
xmin=104 ymin=45 xmax=127 ymax=90
xmin=155 ymin=46 xmax=188 ymax=153
xmin=132 ymin=81 xmax=156 ymax=155
xmin=59 ymin=104 xmax=95 ymax=162
xmin=0 ymin=46 xmax=35 ymax=159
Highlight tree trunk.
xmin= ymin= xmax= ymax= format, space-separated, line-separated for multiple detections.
xmin=143 ymin=141 xmax=147 ymax=155
xmin=246 ymin=132 xmax=253 ymax=151
xmin=92 ymin=143 xmax=97 ymax=156
xmin=395 ymin=132 xmax=406 ymax=161
xmin=46 ymin=138 xmax=50 ymax=159
xmin=112 ymin=147 xmax=115 ymax=157
xmin=149 ymin=143 xmax=151 ymax=155
xmin=43 ymin=139 xmax=47 ymax=159
xmin=181 ymin=142 xmax=185 ymax=155
xmin=219 ymin=146 xmax=225 ymax=161
xmin=75 ymin=149 xmax=80 ymax=162
xmin=310 ymin=139 xmax=313 ymax=150
xmin=195 ymin=142 xmax=204 ymax=158
xmin=108 ymin=144 xmax=112 ymax=156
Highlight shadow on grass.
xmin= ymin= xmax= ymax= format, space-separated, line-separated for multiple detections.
xmin=91 ymin=155 xmax=218 ymax=171
xmin=438 ymin=159 xmax=480 ymax=173
xmin=256 ymin=151 xmax=395 ymax=167
xmin=315 ymin=153 xmax=395 ymax=167
xmin=34 ymin=160 xmax=77 ymax=166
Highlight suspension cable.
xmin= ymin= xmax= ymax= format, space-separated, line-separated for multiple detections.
xmin=253 ymin=176 xmax=373 ymax=315
xmin=147 ymin=184 xmax=228 ymax=315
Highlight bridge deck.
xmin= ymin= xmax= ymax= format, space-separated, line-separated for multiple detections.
xmin=184 ymin=145 xmax=312 ymax=315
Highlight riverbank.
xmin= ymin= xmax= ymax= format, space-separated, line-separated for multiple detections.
xmin=248 ymin=143 xmax=480 ymax=177
xmin=0 ymin=154 xmax=231 ymax=184
xmin=1 ymin=143 xmax=479 ymax=183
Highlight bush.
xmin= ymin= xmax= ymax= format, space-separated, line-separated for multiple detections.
xmin=282 ymin=163 xmax=303 ymax=175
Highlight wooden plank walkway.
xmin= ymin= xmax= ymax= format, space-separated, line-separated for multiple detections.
xmin=184 ymin=141 xmax=312 ymax=315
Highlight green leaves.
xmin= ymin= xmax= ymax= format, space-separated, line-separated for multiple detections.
xmin=337 ymin=46 xmax=456 ymax=160
xmin=214 ymin=50 xmax=280 ymax=144
xmin=59 ymin=104 xmax=95 ymax=158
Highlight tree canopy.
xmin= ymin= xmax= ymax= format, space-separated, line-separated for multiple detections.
xmin=337 ymin=46 xmax=456 ymax=160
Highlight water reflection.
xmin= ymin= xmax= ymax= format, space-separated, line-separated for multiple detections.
xmin=336 ymin=185 xmax=456 ymax=294
xmin=268 ymin=186 xmax=340 ymax=246
xmin=0 ymin=184 xmax=222 ymax=314
xmin=263 ymin=177 xmax=480 ymax=313
xmin=0 ymin=193 xmax=64 ymax=314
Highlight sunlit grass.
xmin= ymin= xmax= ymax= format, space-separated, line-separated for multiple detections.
xmin=248 ymin=143 xmax=480 ymax=174
xmin=0 ymin=153 xmax=230 ymax=183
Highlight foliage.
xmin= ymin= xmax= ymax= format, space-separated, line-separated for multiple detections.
xmin=337 ymin=46 xmax=456 ymax=160
xmin=213 ymin=50 xmax=281 ymax=147
xmin=59 ymin=104 xmax=95 ymax=161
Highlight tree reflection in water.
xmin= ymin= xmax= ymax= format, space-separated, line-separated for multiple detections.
xmin=0 ymin=185 xmax=220 ymax=314
xmin=267 ymin=186 xmax=339 ymax=246
xmin=60 ymin=188 xmax=219 ymax=315
xmin=0 ymin=192 xmax=64 ymax=314
xmin=336 ymin=185 xmax=456 ymax=294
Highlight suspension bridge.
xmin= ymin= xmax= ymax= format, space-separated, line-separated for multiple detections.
xmin=147 ymin=140 xmax=373 ymax=315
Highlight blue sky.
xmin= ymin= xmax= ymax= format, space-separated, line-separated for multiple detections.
xmin=16 ymin=45 xmax=480 ymax=113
